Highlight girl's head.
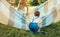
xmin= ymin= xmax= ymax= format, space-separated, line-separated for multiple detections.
xmin=19 ymin=0 xmax=26 ymax=4
xmin=20 ymin=0 xmax=26 ymax=2
xmin=34 ymin=11 xmax=40 ymax=17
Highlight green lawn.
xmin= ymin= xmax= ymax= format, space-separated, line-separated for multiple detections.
xmin=0 ymin=21 xmax=60 ymax=37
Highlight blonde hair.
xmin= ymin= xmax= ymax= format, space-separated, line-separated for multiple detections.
xmin=18 ymin=0 xmax=27 ymax=10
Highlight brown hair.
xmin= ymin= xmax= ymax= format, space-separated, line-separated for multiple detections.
xmin=34 ymin=11 xmax=40 ymax=17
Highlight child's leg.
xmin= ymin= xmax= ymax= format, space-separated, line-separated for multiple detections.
xmin=38 ymin=28 xmax=45 ymax=34
xmin=37 ymin=28 xmax=42 ymax=32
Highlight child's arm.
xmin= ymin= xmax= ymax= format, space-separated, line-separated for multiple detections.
xmin=25 ymin=2 xmax=28 ymax=15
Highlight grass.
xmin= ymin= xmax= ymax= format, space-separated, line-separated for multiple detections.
xmin=0 ymin=21 xmax=60 ymax=37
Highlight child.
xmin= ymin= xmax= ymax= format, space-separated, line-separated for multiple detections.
xmin=29 ymin=11 xmax=44 ymax=34
xmin=18 ymin=0 xmax=28 ymax=15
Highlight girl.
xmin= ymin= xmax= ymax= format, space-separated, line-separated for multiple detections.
xmin=18 ymin=0 xmax=28 ymax=15
xmin=29 ymin=11 xmax=44 ymax=34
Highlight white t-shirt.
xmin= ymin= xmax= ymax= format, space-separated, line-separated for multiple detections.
xmin=31 ymin=16 xmax=42 ymax=27
xmin=31 ymin=16 xmax=42 ymax=23
xmin=18 ymin=6 xmax=25 ymax=15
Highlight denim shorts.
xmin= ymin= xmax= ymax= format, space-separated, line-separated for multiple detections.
xmin=29 ymin=22 xmax=39 ymax=32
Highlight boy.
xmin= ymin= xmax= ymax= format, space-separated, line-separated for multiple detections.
xmin=29 ymin=11 xmax=44 ymax=34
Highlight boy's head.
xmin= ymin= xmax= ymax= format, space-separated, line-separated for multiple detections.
xmin=34 ymin=11 xmax=40 ymax=17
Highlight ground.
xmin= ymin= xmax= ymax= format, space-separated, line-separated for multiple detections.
xmin=0 ymin=21 xmax=60 ymax=37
